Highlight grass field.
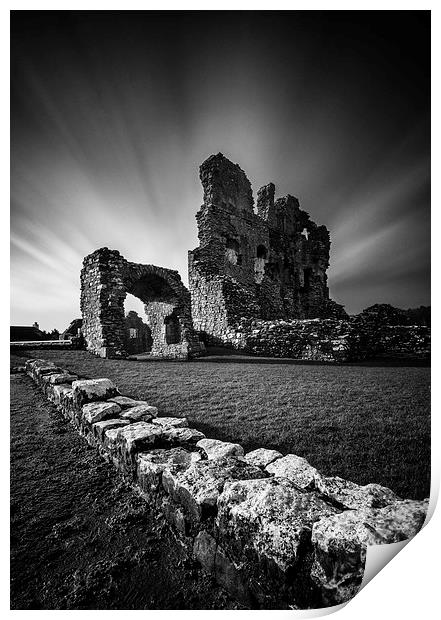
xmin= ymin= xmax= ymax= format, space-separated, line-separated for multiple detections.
xmin=11 ymin=350 xmax=431 ymax=500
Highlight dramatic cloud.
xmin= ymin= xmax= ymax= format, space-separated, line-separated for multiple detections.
xmin=11 ymin=11 xmax=430 ymax=330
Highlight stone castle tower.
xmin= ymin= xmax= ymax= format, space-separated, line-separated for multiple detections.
xmin=188 ymin=153 xmax=345 ymax=345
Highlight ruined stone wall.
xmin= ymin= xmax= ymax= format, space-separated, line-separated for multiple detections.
xmin=124 ymin=311 xmax=152 ymax=355
xmin=188 ymin=154 xmax=346 ymax=346
xmin=229 ymin=318 xmax=351 ymax=362
xmin=215 ymin=314 xmax=430 ymax=363
xmin=25 ymin=357 xmax=429 ymax=609
xmin=80 ymin=248 xmax=202 ymax=359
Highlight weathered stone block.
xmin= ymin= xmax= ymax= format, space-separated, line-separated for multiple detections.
xmin=82 ymin=401 xmax=121 ymax=424
xmin=92 ymin=418 xmax=130 ymax=443
xmin=197 ymin=438 xmax=244 ymax=459
xmin=72 ymin=378 xmax=119 ymax=406
xmin=311 ymin=499 xmax=428 ymax=605
xmin=217 ymin=477 xmax=339 ymax=574
xmin=103 ymin=427 xmax=121 ymax=450
xmin=162 ymin=456 xmax=265 ymax=522
xmin=25 ymin=358 xmax=45 ymax=372
xmin=47 ymin=383 xmax=73 ymax=405
xmin=35 ymin=365 xmax=63 ymax=379
xmin=108 ymin=395 xmax=150 ymax=409
xmin=114 ymin=422 xmax=164 ymax=467
xmin=162 ymin=427 xmax=206 ymax=446
xmin=314 ymin=474 xmax=400 ymax=510
xmin=153 ymin=417 xmax=189 ymax=428
xmin=47 ymin=373 xmax=78 ymax=385
xmin=137 ymin=448 xmax=202 ymax=492
xmin=121 ymin=404 xmax=158 ymax=422
xmin=26 ymin=359 xmax=53 ymax=375
xmin=244 ymin=448 xmax=283 ymax=468
xmin=265 ymin=454 xmax=318 ymax=489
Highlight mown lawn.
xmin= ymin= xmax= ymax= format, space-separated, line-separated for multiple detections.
xmin=12 ymin=350 xmax=430 ymax=500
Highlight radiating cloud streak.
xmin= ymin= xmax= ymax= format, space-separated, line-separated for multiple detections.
xmin=11 ymin=11 xmax=430 ymax=330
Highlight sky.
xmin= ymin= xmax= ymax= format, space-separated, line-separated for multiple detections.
xmin=11 ymin=11 xmax=430 ymax=331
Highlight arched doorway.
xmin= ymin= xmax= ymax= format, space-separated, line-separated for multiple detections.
xmin=80 ymin=248 xmax=201 ymax=359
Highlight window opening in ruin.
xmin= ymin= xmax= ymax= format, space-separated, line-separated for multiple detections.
xmin=254 ymin=245 xmax=268 ymax=284
xmin=256 ymin=245 xmax=267 ymax=259
xmin=164 ymin=313 xmax=181 ymax=345
xmin=225 ymin=238 xmax=240 ymax=265
xmin=124 ymin=293 xmax=152 ymax=354
xmin=303 ymin=268 xmax=312 ymax=291
xmin=124 ymin=293 xmax=147 ymax=319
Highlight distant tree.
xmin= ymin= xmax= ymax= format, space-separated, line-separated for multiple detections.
xmin=50 ymin=329 xmax=60 ymax=340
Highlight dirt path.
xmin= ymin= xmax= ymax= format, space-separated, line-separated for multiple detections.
xmin=10 ymin=373 xmax=240 ymax=609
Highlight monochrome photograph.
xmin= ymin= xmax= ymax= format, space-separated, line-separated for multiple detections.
xmin=10 ymin=9 xmax=430 ymax=610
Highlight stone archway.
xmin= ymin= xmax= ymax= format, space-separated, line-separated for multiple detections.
xmin=80 ymin=247 xmax=201 ymax=359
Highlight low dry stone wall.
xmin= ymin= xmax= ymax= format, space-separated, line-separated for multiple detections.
xmin=25 ymin=358 xmax=428 ymax=609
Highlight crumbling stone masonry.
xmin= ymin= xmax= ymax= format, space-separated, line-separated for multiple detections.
xmin=124 ymin=311 xmax=153 ymax=356
xmin=188 ymin=153 xmax=346 ymax=346
xmin=80 ymin=248 xmax=202 ymax=359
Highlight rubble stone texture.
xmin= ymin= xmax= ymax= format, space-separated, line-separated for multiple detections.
xmin=107 ymin=395 xmax=150 ymax=408
xmin=314 ymin=475 xmax=401 ymax=510
xmin=80 ymin=247 xmax=202 ymax=359
xmin=137 ymin=448 xmax=202 ymax=492
xmin=71 ymin=378 xmax=119 ymax=406
xmin=152 ymin=416 xmax=189 ymax=428
xmin=161 ymin=426 xmax=206 ymax=445
xmin=114 ymin=421 xmax=164 ymax=461
xmin=311 ymin=499 xmax=428 ymax=604
xmin=92 ymin=418 xmax=130 ymax=443
xmin=46 ymin=373 xmax=78 ymax=385
xmin=120 ymin=404 xmax=158 ymax=422
xmin=196 ymin=438 xmax=244 ymax=459
xmin=162 ymin=456 xmax=265 ymax=521
xmin=82 ymin=401 xmax=121 ymax=424
xmin=265 ymin=454 xmax=318 ymax=489
xmin=244 ymin=448 xmax=283 ymax=468
xmin=48 ymin=384 xmax=72 ymax=405
xmin=217 ymin=477 xmax=339 ymax=572
xmin=188 ymin=153 xmax=346 ymax=348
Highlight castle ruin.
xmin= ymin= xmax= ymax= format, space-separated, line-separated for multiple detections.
xmin=81 ymin=153 xmax=346 ymax=359
xmin=188 ymin=153 xmax=345 ymax=346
